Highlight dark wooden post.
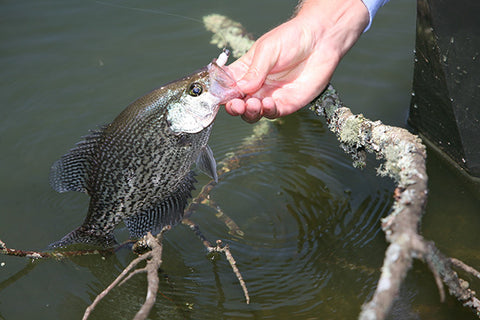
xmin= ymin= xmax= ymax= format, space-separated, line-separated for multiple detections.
xmin=409 ymin=0 xmax=480 ymax=178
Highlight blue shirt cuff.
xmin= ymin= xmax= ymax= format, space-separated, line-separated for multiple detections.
xmin=361 ymin=0 xmax=390 ymax=31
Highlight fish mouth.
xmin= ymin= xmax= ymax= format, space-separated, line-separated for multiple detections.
xmin=207 ymin=62 xmax=245 ymax=104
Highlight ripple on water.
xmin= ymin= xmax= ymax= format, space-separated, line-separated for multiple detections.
xmin=178 ymin=111 xmax=394 ymax=318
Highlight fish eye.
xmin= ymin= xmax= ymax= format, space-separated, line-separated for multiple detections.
xmin=188 ymin=83 xmax=203 ymax=97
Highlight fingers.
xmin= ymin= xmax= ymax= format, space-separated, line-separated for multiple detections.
xmin=225 ymin=99 xmax=246 ymax=116
xmin=226 ymin=97 xmax=279 ymax=123
xmin=261 ymin=97 xmax=278 ymax=119
xmin=240 ymin=98 xmax=263 ymax=123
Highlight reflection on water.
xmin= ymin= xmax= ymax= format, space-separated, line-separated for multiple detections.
xmin=1 ymin=0 xmax=479 ymax=319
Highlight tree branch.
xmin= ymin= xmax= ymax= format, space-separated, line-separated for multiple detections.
xmin=181 ymin=218 xmax=251 ymax=304
xmin=313 ymin=83 xmax=480 ymax=320
xmin=83 ymin=227 xmax=169 ymax=320
xmin=3 ymin=13 xmax=478 ymax=320
xmin=82 ymin=99 xmax=276 ymax=318
xmin=204 ymin=14 xmax=480 ymax=319
xmin=1 ymin=104 xmax=272 ymax=319
xmin=0 ymin=238 xmax=113 ymax=260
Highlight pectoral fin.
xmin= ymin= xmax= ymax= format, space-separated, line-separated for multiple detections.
xmin=196 ymin=145 xmax=218 ymax=183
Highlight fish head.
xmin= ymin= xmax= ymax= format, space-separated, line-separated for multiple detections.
xmin=167 ymin=57 xmax=244 ymax=134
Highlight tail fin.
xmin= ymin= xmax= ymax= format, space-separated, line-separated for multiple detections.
xmin=49 ymin=226 xmax=117 ymax=249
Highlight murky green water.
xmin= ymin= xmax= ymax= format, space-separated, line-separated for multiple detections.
xmin=1 ymin=1 xmax=479 ymax=319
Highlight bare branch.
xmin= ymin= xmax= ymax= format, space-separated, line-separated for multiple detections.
xmin=82 ymin=255 xmax=144 ymax=320
xmin=203 ymin=14 xmax=254 ymax=58
xmin=182 ymin=219 xmax=250 ymax=304
xmin=312 ymin=86 xmax=480 ymax=319
xmin=0 ymin=238 xmax=113 ymax=260
xmin=204 ymin=14 xmax=480 ymax=320
xmin=213 ymin=240 xmax=250 ymax=304
xmin=83 ymin=227 xmax=170 ymax=320
xmin=451 ymin=257 xmax=480 ymax=280
xmin=84 ymin=102 xmax=273 ymax=319
xmin=132 ymin=231 xmax=165 ymax=320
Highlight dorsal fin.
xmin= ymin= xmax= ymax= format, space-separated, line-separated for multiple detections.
xmin=125 ymin=172 xmax=197 ymax=239
xmin=49 ymin=128 xmax=105 ymax=193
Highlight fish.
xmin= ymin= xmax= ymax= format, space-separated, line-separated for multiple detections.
xmin=49 ymin=50 xmax=243 ymax=248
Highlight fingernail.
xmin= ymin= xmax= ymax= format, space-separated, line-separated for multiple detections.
xmin=225 ymin=102 xmax=238 ymax=116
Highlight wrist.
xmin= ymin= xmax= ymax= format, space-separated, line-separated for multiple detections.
xmin=294 ymin=0 xmax=369 ymax=58
xmin=360 ymin=0 xmax=389 ymax=31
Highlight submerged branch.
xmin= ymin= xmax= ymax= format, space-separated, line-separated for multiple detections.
xmin=180 ymin=110 xmax=276 ymax=306
xmin=205 ymin=14 xmax=480 ymax=319
xmin=203 ymin=14 xmax=254 ymax=59
xmin=312 ymin=85 xmax=480 ymax=319
xmin=83 ymin=227 xmax=169 ymax=320
xmin=1 ymin=103 xmax=270 ymax=318
xmin=184 ymin=117 xmax=273 ymax=235
xmin=0 ymin=238 xmax=113 ymax=260
xmin=3 ymin=12 xmax=477 ymax=320
xmin=83 ymin=98 xmax=272 ymax=318
xmin=182 ymin=218 xmax=251 ymax=304
xmin=213 ymin=240 xmax=250 ymax=304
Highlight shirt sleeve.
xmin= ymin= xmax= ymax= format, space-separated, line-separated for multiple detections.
xmin=361 ymin=0 xmax=390 ymax=31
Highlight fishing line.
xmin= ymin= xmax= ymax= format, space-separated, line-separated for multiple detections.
xmin=95 ymin=0 xmax=203 ymax=23
xmin=94 ymin=0 xmax=229 ymax=51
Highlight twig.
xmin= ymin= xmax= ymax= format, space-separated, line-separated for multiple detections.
xmin=132 ymin=230 xmax=166 ymax=320
xmin=213 ymin=240 xmax=250 ymax=304
xmin=181 ymin=218 xmax=250 ymax=304
xmin=451 ymin=257 xmax=480 ymax=280
xmin=219 ymin=243 xmax=250 ymax=304
xmin=204 ymin=14 xmax=480 ymax=320
xmin=83 ymin=227 xmax=170 ymax=320
xmin=0 ymin=238 xmax=113 ymax=260
xmin=180 ymin=116 xmax=277 ymax=306
xmin=182 ymin=218 xmax=213 ymax=248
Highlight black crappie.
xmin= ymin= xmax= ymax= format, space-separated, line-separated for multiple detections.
xmin=49 ymin=51 xmax=243 ymax=248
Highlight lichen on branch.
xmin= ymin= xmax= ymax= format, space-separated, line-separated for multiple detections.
xmin=204 ymin=14 xmax=480 ymax=320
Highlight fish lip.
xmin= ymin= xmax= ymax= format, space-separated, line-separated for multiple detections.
xmin=207 ymin=62 xmax=245 ymax=104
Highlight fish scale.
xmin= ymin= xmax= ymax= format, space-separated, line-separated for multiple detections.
xmin=49 ymin=53 xmax=243 ymax=248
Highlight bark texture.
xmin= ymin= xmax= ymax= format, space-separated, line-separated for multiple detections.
xmin=205 ymin=14 xmax=480 ymax=319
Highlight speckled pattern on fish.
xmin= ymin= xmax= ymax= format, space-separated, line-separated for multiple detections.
xmin=49 ymin=53 xmax=244 ymax=248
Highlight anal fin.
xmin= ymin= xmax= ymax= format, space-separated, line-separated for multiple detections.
xmin=125 ymin=172 xmax=197 ymax=239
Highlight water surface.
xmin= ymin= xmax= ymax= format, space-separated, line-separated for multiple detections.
xmin=1 ymin=1 xmax=479 ymax=319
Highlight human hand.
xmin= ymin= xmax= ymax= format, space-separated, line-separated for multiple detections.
xmin=225 ymin=0 xmax=369 ymax=123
